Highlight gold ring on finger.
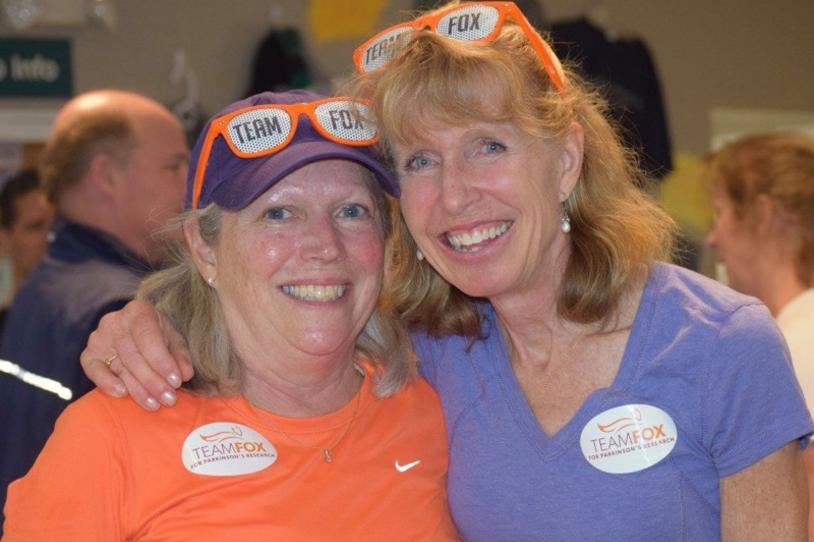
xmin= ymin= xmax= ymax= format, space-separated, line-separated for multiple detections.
xmin=103 ymin=352 xmax=120 ymax=368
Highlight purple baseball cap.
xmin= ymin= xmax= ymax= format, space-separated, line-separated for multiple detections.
xmin=186 ymin=89 xmax=399 ymax=210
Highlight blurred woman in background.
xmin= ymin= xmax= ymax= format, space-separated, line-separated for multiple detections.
xmin=704 ymin=131 xmax=814 ymax=402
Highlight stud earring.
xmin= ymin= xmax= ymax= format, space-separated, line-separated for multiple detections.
xmin=560 ymin=206 xmax=571 ymax=234
xmin=416 ymin=249 xmax=425 ymax=262
xmin=207 ymin=276 xmax=215 ymax=286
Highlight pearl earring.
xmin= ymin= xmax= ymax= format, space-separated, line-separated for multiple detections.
xmin=560 ymin=206 xmax=571 ymax=234
xmin=416 ymin=249 xmax=425 ymax=262
xmin=207 ymin=276 xmax=215 ymax=286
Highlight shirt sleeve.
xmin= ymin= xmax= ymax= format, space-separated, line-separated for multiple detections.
xmin=3 ymin=392 xmax=126 ymax=541
xmin=702 ymin=303 xmax=814 ymax=477
xmin=412 ymin=332 xmax=439 ymax=387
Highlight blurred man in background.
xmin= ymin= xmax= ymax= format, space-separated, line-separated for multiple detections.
xmin=0 ymin=89 xmax=188 ymax=530
xmin=0 ymin=169 xmax=54 ymax=330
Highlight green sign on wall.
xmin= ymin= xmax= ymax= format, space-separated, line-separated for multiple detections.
xmin=0 ymin=38 xmax=73 ymax=98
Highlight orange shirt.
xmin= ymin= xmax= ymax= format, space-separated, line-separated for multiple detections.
xmin=3 ymin=368 xmax=458 ymax=541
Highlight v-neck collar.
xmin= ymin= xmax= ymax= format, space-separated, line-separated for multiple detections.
xmin=485 ymin=264 xmax=664 ymax=460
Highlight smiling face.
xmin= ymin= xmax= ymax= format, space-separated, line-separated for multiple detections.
xmin=393 ymin=120 xmax=582 ymax=303
xmin=191 ymin=159 xmax=386 ymax=370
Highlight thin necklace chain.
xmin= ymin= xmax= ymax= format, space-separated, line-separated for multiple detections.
xmin=268 ymin=374 xmax=364 ymax=464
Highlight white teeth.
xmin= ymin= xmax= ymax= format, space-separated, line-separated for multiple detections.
xmin=282 ymin=284 xmax=346 ymax=302
xmin=447 ymin=221 xmax=511 ymax=250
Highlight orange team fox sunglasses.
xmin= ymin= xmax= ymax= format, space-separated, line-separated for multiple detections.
xmin=353 ymin=1 xmax=565 ymax=95
xmin=190 ymin=97 xmax=379 ymax=208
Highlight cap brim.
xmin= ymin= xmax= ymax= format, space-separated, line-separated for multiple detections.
xmin=208 ymin=141 xmax=399 ymax=211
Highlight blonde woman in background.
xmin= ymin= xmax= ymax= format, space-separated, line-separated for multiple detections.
xmin=704 ymin=132 xmax=814 ymax=398
xmin=704 ymin=131 xmax=814 ymax=541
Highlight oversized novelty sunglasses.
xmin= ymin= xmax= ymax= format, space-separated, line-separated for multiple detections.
xmin=353 ymin=1 xmax=565 ymax=94
xmin=190 ymin=97 xmax=378 ymax=208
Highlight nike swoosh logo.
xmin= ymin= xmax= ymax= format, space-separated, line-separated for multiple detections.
xmin=395 ymin=459 xmax=421 ymax=473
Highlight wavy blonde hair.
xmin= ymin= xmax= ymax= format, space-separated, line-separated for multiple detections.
xmin=346 ymin=2 xmax=676 ymax=337
xmin=137 ymin=175 xmax=415 ymax=397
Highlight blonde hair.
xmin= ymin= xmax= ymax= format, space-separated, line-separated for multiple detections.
xmin=703 ymin=132 xmax=814 ymax=285
xmin=347 ymin=4 xmax=675 ymax=337
xmin=137 ymin=176 xmax=416 ymax=397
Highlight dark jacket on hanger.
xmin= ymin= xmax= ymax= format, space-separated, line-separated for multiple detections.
xmin=550 ymin=18 xmax=673 ymax=180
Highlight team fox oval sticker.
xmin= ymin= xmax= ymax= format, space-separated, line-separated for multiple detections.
xmin=579 ymin=404 xmax=677 ymax=474
xmin=182 ymin=422 xmax=277 ymax=476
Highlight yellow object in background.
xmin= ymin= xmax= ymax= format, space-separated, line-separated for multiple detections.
xmin=660 ymin=152 xmax=712 ymax=234
xmin=659 ymin=152 xmax=716 ymax=276
xmin=309 ymin=0 xmax=386 ymax=44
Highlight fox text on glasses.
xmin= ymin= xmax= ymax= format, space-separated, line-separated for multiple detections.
xmin=446 ymin=12 xmax=482 ymax=33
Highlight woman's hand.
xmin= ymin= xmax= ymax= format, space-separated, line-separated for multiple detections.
xmin=80 ymin=299 xmax=194 ymax=410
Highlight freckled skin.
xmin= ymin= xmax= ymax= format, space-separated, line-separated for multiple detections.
xmin=204 ymin=160 xmax=386 ymax=373
xmin=394 ymin=120 xmax=580 ymax=304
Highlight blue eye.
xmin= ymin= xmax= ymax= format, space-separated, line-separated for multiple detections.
xmin=338 ymin=204 xmax=368 ymax=219
xmin=404 ymin=154 xmax=433 ymax=172
xmin=482 ymin=140 xmax=506 ymax=154
xmin=264 ymin=207 xmax=292 ymax=220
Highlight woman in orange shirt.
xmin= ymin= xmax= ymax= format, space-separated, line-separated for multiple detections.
xmin=3 ymin=90 xmax=457 ymax=542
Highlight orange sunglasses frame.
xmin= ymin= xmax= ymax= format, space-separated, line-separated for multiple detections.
xmin=353 ymin=1 xmax=565 ymax=95
xmin=190 ymin=97 xmax=379 ymax=208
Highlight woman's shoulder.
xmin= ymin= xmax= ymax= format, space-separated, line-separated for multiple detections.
xmin=367 ymin=369 xmax=448 ymax=448
xmin=645 ymin=262 xmax=771 ymax=326
xmin=632 ymin=266 xmax=804 ymax=423
xmin=632 ymin=264 xmax=790 ymax=398
xmin=384 ymin=367 xmax=443 ymax=406
xmin=61 ymin=388 xmax=216 ymax=432
xmin=410 ymin=313 xmax=495 ymax=387
xmin=50 ymin=389 xmax=245 ymax=478
xmin=631 ymin=266 xmax=811 ymax=470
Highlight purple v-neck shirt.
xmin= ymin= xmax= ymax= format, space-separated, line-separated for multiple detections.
xmin=414 ymin=263 xmax=812 ymax=541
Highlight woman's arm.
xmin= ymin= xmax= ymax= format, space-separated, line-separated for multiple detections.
xmin=80 ymin=299 xmax=194 ymax=410
xmin=720 ymin=441 xmax=808 ymax=541
xmin=805 ymin=447 xmax=814 ymax=541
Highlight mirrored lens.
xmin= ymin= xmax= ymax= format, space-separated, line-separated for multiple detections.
xmin=359 ymin=26 xmax=413 ymax=73
xmin=226 ymin=108 xmax=292 ymax=154
xmin=314 ymin=101 xmax=377 ymax=142
xmin=437 ymin=5 xmax=499 ymax=41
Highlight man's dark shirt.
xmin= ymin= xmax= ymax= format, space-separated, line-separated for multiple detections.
xmin=0 ymin=218 xmax=154 ymax=530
